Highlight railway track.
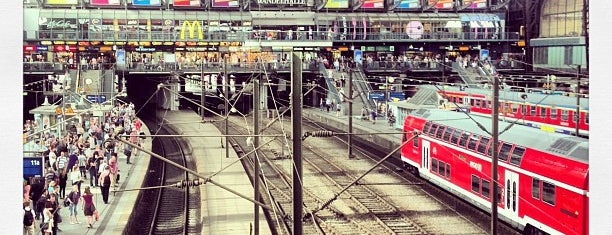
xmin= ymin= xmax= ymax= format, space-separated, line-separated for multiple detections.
xmin=124 ymin=119 xmax=200 ymax=235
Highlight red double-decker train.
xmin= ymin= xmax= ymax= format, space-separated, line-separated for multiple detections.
xmin=401 ymin=109 xmax=589 ymax=235
xmin=417 ymin=85 xmax=589 ymax=137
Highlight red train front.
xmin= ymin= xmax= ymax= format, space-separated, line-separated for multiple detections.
xmin=401 ymin=109 xmax=589 ymax=235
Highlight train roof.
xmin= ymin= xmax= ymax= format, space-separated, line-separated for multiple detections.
xmin=409 ymin=109 xmax=589 ymax=163
xmin=419 ymin=85 xmax=589 ymax=110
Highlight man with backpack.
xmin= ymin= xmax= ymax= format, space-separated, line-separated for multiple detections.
xmin=23 ymin=201 xmax=37 ymax=235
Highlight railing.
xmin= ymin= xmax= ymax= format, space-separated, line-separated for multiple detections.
xmin=362 ymin=60 xmax=453 ymax=72
xmin=26 ymin=29 xmax=520 ymax=42
xmin=493 ymin=59 xmax=525 ymax=70
xmin=123 ymin=60 xmax=320 ymax=73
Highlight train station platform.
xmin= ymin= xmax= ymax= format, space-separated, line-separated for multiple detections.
xmin=44 ymin=120 xmax=153 ymax=235
xmin=161 ymin=110 xmax=272 ymax=235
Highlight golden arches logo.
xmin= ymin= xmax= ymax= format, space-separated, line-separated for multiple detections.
xmin=180 ymin=21 xmax=203 ymax=40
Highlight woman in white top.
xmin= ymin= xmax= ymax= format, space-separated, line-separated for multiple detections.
xmin=69 ymin=165 xmax=82 ymax=194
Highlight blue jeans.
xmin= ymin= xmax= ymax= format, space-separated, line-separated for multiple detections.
xmin=69 ymin=203 xmax=78 ymax=216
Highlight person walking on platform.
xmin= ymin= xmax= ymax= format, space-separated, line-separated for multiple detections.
xmin=69 ymin=165 xmax=82 ymax=194
xmin=371 ymin=109 xmax=377 ymax=124
xmin=87 ymin=152 xmax=99 ymax=187
xmin=81 ymin=186 xmax=97 ymax=229
xmin=66 ymin=185 xmax=81 ymax=224
xmin=361 ymin=107 xmax=369 ymax=121
xmin=98 ymin=165 xmax=112 ymax=204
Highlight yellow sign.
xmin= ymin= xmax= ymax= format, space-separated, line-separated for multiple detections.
xmin=180 ymin=21 xmax=203 ymax=40
xmin=540 ymin=125 xmax=555 ymax=133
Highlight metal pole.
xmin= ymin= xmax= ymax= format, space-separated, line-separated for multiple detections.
xmin=575 ymin=65 xmax=581 ymax=136
xmin=348 ymin=64 xmax=354 ymax=159
xmin=253 ymin=78 xmax=261 ymax=235
xmin=201 ymin=63 xmax=205 ymax=120
xmin=491 ymin=76 xmax=500 ymax=235
xmin=291 ymin=52 xmax=303 ymax=235
xmin=225 ymin=56 xmax=229 ymax=158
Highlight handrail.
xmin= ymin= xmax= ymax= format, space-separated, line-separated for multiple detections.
xmin=27 ymin=29 xmax=520 ymax=42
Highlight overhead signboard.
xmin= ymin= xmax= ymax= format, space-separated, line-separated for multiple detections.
xmin=46 ymin=0 xmax=78 ymax=4
xmin=211 ymin=0 xmax=239 ymax=7
xmin=324 ymin=0 xmax=349 ymax=8
xmin=428 ymin=0 xmax=453 ymax=9
xmin=23 ymin=157 xmax=44 ymax=180
xmin=467 ymin=0 xmax=486 ymax=9
xmin=90 ymin=0 xmax=121 ymax=5
xmin=86 ymin=95 xmax=107 ymax=104
xmin=253 ymin=0 xmax=306 ymax=7
xmin=361 ymin=0 xmax=384 ymax=9
xmin=174 ymin=0 xmax=201 ymax=6
xmin=395 ymin=0 xmax=420 ymax=9
xmin=133 ymin=0 xmax=161 ymax=6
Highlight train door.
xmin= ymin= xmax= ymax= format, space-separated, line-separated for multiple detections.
xmin=421 ymin=140 xmax=430 ymax=171
xmin=504 ymin=170 xmax=520 ymax=221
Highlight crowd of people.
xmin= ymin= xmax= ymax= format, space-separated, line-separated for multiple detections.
xmin=22 ymin=102 xmax=143 ymax=235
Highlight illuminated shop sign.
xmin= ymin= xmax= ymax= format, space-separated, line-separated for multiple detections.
xmin=360 ymin=0 xmax=384 ymax=9
xmin=45 ymin=0 xmax=78 ymax=4
xmin=395 ymin=0 xmax=420 ymax=9
xmin=428 ymin=0 xmax=453 ymax=9
xmin=174 ymin=0 xmax=201 ymax=6
xmin=90 ymin=0 xmax=121 ymax=5
xmin=132 ymin=0 xmax=161 ymax=6
xmin=212 ymin=0 xmax=239 ymax=7
xmin=180 ymin=21 xmax=203 ymax=40
xmin=324 ymin=0 xmax=348 ymax=8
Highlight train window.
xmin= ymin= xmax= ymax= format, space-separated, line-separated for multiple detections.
xmin=513 ymin=182 xmax=517 ymax=211
xmin=532 ymin=178 xmax=541 ymax=200
xmin=439 ymin=161 xmax=446 ymax=175
xmin=512 ymin=104 xmax=518 ymax=114
xmin=542 ymin=181 xmax=556 ymax=206
xmin=477 ymin=137 xmax=490 ymax=155
xmin=423 ymin=122 xmax=432 ymax=133
xmin=551 ymin=108 xmax=558 ymax=119
xmin=459 ymin=132 xmax=470 ymax=148
xmin=509 ymin=146 xmax=525 ymax=166
xmin=402 ymin=133 xmax=407 ymax=143
xmin=506 ymin=180 xmax=511 ymax=208
xmin=475 ymin=100 xmax=480 ymax=107
xmin=467 ymin=134 xmax=480 ymax=151
xmin=442 ymin=127 xmax=453 ymax=142
xmin=431 ymin=158 xmax=438 ymax=173
xmin=429 ymin=123 xmax=439 ymax=136
xmin=471 ymin=175 xmax=480 ymax=193
xmin=445 ymin=163 xmax=450 ymax=178
xmin=561 ymin=110 xmax=569 ymax=121
xmin=585 ymin=113 xmax=589 ymax=125
xmin=503 ymin=103 xmax=509 ymax=113
xmin=486 ymin=100 xmax=492 ymax=109
xmin=498 ymin=143 xmax=513 ymax=162
xmin=435 ymin=125 xmax=445 ymax=139
xmin=530 ymin=106 xmax=536 ymax=116
xmin=482 ymin=179 xmax=491 ymax=199
xmin=521 ymin=105 xmax=527 ymax=116
xmin=413 ymin=135 xmax=419 ymax=147
xmin=539 ymin=107 xmax=547 ymax=118
xmin=470 ymin=99 xmax=475 ymax=106
xmin=450 ymin=130 xmax=461 ymax=145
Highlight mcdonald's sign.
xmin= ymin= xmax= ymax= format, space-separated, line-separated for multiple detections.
xmin=180 ymin=21 xmax=203 ymax=40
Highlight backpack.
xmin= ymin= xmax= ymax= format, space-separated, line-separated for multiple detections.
xmin=103 ymin=174 xmax=111 ymax=187
xmin=23 ymin=208 xmax=34 ymax=226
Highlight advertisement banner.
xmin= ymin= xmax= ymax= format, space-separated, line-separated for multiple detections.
xmin=467 ymin=0 xmax=487 ymax=9
xmin=133 ymin=0 xmax=161 ymax=6
xmin=90 ymin=0 xmax=121 ymax=5
xmin=212 ymin=0 xmax=239 ymax=7
xmin=360 ymin=0 xmax=384 ymax=9
xmin=428 ymin=0 xmax=453 ymax=9
xmin=46 ymin=0 xmax=78 ymax=4
xmin=174 ymin=0 xmax=201 ymax=6
xmin=116 ymin=49 xmax=125 ymax=66
xmin=395 ymin=0 xmax=420 ymax=9
xmin=324 ymin=0 xmax=348 ymax=8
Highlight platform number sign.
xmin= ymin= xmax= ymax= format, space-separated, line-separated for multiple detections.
xmin=23 ymin=157 xmax=43 ymax=180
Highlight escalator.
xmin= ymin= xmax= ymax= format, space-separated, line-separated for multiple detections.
xmin=317 ymin=61 xmax=342 ymax=105
xmin=352 ymin=66 xmax=377 ymax=112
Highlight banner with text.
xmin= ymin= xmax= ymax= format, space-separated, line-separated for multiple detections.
xmin=395 ymin=0 xmax=420 ymax=9
xmin=324 ymin=0 xmax=348 ymax=8
xmin=212 ymin=0 xmax=239 ymax=7
xmin=46 ymin=0 xmax=78 ymax=4
xmin=467 ymin=0 xmax=487 ymax=9
xmin=428 ymin=0 xmax=453 ymax=9
xmin=90 ymin=0 xmax=121 ymax=5
xmin=361 ymin=0 xmax=384 ymax=9
xmin=133 ymin=0 xmax=162 ymax=6
xmin=173 ymin=0 xmax=201 ymax=6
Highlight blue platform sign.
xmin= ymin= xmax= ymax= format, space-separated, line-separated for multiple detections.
xmin=480 ymin=49 xmax=489 ymax=61
xmin=86 ymin=95 xmax=107 ymax=103
xmin=389 ymin=91 xmax=405 ymax=101
xmin=368 ymin=92 xmax=385 ymax=101
xmin=24 ymin=157 xmax=43 ymax=180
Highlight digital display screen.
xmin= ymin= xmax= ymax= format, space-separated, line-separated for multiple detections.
xmin=324 ymin=0 xmax=349 ymax=8
xmin=23 ymin=157 xmax=43 ymax=180
xmin=361 ymin=0 xmax=384 ymax=9
xmin=211 ymin=0 xmax=239 ymax=7
xmin=395 ymin=0 xmax=420 ymax=9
